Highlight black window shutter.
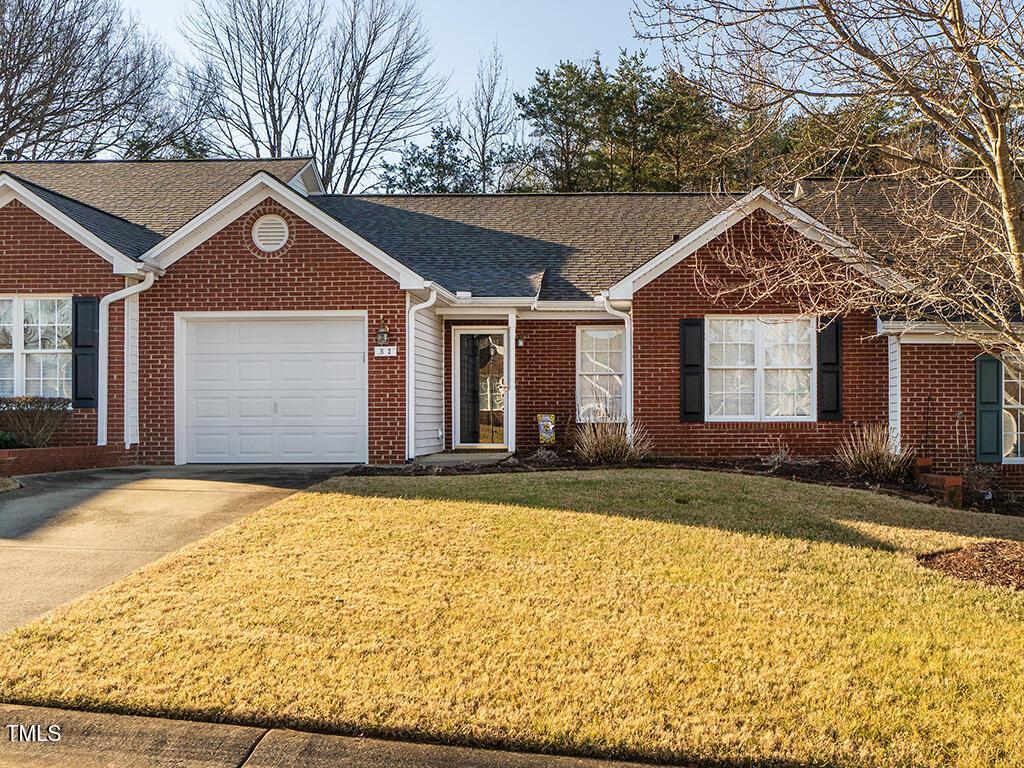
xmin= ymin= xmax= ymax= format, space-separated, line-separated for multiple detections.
xmin=817 ymin=318 xmax=843 ymax=421
xmin=976 ymin=354 xmax=1003 ymax=463
xmin=71 ymin=296 xmax=99 ymax=409
xmin=679 ymin=319 xmax=704 ymax=422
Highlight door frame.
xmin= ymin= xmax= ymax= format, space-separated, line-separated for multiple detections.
xmin=173 ymin=310 xmax=369 ymax=465
xmin=451 ymin=326 xmax=510 ymax=449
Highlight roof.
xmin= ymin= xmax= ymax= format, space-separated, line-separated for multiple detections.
xmin=12 ymin=176 xmax=164 ymax=260
xmin=0 ymin=158 xmax=312 ymax=235
xmin=312 ymin=193 xmax=737 ymax=300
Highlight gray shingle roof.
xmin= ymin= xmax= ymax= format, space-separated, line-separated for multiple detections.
xmin=312 ymin=193 xmax=736 ymax=300
xmin=0 ymin=158 xmax=311 ymax=235
xmin=12 ymin=176 xmax=164 ymax=260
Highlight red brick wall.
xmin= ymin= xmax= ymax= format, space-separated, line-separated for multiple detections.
xmin=442 ymin=318 xmax=622 ymax=452
xmin=632 ymin=214 xmax=888 ymax=458
xmin=0 ymin=445 xmax=136 ymax=477
xmin=899 ymin=344 xmax=976 ymax=474
xmin=0 ymin=200 xmax=125 ymax=447
xmin=135 ymin=200 xmax=407 ymax=465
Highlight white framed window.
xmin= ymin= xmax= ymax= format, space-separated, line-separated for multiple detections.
xmin=0 ymin=297 xmax=73 ymax=398
xmin=1003 ymin=359 xmax=1024 ymax=462
xmin=705 ymin=316 xmax=816 ymax=422
xmin=576 ymin=327 xmax=624 ymax=422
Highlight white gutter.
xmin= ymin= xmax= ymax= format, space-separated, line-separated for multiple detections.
xmin=98 ymin=271 xmax=156 ymax=446
xmin=598 ymin=294 xmax=634 ymax=438
xmin=406 ymin=287 xmax=438 ymax=460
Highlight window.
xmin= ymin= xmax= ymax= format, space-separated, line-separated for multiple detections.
xmin=1003 ymin=359 xmax=1024 ymax=460
xmin=0 ymin=297 xmax=72 ymax=398
xmin=705 ymin=316 xmax=815 ymax=421
xmin=577 ymin=327 xmax=624 ymax=422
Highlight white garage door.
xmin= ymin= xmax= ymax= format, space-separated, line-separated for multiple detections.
xmin=183 ymin=316 xmax=367 ymax=463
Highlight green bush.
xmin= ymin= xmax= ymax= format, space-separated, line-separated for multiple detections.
xmin=0 ymin=431 xmax=22 ymax=449
xmin=0 ymin=397 xmax=72 ymax=448
xmin=836 ymin=423 xmax=915 ymax=483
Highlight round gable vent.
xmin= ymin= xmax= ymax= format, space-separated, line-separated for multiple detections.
xmin=252 ymin=214 xmax=289 ymax=252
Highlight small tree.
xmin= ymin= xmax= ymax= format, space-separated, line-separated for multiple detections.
xmin=460 ymin=45 xmax=518 ymax=193
xmin=379 ymin=124 xmax=478 ymax=193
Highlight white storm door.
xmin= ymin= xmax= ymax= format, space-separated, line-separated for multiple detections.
xmin=183 ymin=316 xmax=367 ymax=463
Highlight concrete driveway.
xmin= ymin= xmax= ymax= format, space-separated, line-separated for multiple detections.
xmin=0 ymin=465 xmax=344 ymax=633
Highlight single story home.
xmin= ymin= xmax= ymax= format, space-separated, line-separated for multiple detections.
xmin=0 ymin=158 xmax=1011 ymax=481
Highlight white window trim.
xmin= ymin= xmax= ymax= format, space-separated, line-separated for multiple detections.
xmin=703 ymin=315 xmax=818 ymax=423
xmin=1002 ymin=359 xmax=1024 ymax=464
xmin=0 ymin=295 xmax=73 ymax=398
xmin=575 ymin=325 xmax=626 ymax=423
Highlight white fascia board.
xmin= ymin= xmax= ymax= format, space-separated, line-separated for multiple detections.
xmin=142 ymin=172 xmax=427 ymax=289
xmin=877 ymin=318 xmax=995 ymax=344
xmin=606 ymin=187 xmax=871 ymax=300
xmin=0 ymin=176 xmax=145 ymax=275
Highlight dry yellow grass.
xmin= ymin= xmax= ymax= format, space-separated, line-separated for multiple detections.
xmin=0 ymin=477 xmax=18 ymax=493
xmin=3 ymin=469 xmax=1024 ymax=766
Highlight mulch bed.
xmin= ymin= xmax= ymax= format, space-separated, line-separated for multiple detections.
xmin=347 ymin=451 xmax=944 ymax=507
xmin=919 ymin=541 xmax=1024 ymax=591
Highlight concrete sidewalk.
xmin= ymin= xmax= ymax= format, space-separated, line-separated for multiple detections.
xmin=0 ymin=704 xmax=667 ymax=768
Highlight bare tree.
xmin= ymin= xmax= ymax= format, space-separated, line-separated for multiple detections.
xmin=303 ymin=0 xmax=446 ymax=192
xmin=184 ymin=0 xmax=325 ymax=157
xmin=636 ymin=0 xmax=1024 ymax=355
xmin=186 ymin=0 xmax=444 ymax=191
xmin=0 ymin=0 xmax=171 ymax=159
xmin=459 ymin=45 xmax=517 ymax=192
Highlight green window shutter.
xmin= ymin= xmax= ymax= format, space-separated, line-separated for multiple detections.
xmin=976 ymin=355 xmax=1003 ymax=463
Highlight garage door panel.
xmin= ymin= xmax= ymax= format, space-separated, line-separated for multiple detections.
xmin=236 ymin=432 xmax=276 ymax=459
xmin=184 ymin=317 xmax=368 ymax=463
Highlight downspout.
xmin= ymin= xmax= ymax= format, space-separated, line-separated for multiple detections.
xmin=406 ymin=287 xmax=438 ymax=460
xmin=98 ymin=271 xmax=156 ymax=446
xmin=599 ymin=292 xmax=633 ymax=438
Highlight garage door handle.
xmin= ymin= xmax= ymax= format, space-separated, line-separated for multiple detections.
xmin=273 ymin=402 xmax=278 ymax=413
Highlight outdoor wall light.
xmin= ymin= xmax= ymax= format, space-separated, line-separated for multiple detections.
xmin=375 ymin=323 xmax=390 ymax=345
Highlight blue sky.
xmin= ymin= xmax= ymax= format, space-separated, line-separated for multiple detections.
xmin=128 ymin=0 xmax=654 ymax=102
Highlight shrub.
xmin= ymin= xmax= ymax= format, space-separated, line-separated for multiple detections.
xmin=835 ymin=423 xmax=915 ymax=483
xmin=0 ymin=431 xmax=23 ymax=449
xmin=0 ymin=397 xmax=72 ymax=448
xmin=572 ymin=420 xmax=654 ymax=466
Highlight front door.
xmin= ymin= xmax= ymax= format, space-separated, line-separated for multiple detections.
xmin=456 ymin=331 xmax=507 ymax=447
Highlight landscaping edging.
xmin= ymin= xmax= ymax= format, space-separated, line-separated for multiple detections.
xmin=0 ymin=445 xmax=136 ymax=478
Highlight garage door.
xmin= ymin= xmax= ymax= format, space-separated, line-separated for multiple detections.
xmin=183 ymin=316 xmax=367 ymax=463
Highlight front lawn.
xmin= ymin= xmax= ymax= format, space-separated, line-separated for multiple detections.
xmin=3 ymin=470 xmax=1024 ymax=766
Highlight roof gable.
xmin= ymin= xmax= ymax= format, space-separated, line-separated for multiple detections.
xmin=0 ymin=174 xmax=149 ymax=274
xmin=0 ymin=158 xmax=312 ymax=235
xmin=142 ymin=172 xmax=430 ymax=290
xmin=606 ymin=188 xmax=866 ymax=300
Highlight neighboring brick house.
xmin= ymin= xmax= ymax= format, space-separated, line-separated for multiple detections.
xmin=0 ymin=157 xmax=1008 ymax=476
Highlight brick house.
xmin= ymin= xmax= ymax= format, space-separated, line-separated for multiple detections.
xmin=0 ymin=158 xmax=1009 ymax=476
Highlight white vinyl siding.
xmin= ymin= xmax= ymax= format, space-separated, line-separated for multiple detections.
xmin=887 ymin=336 xmax=901 ymax=449
xmin=124 ymin=291 xmax=140 ymax=446
xmin=413 ymin=303 xmax=444 ymax=456
xmin=705 ymin=316 xmax=816 ymax=422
